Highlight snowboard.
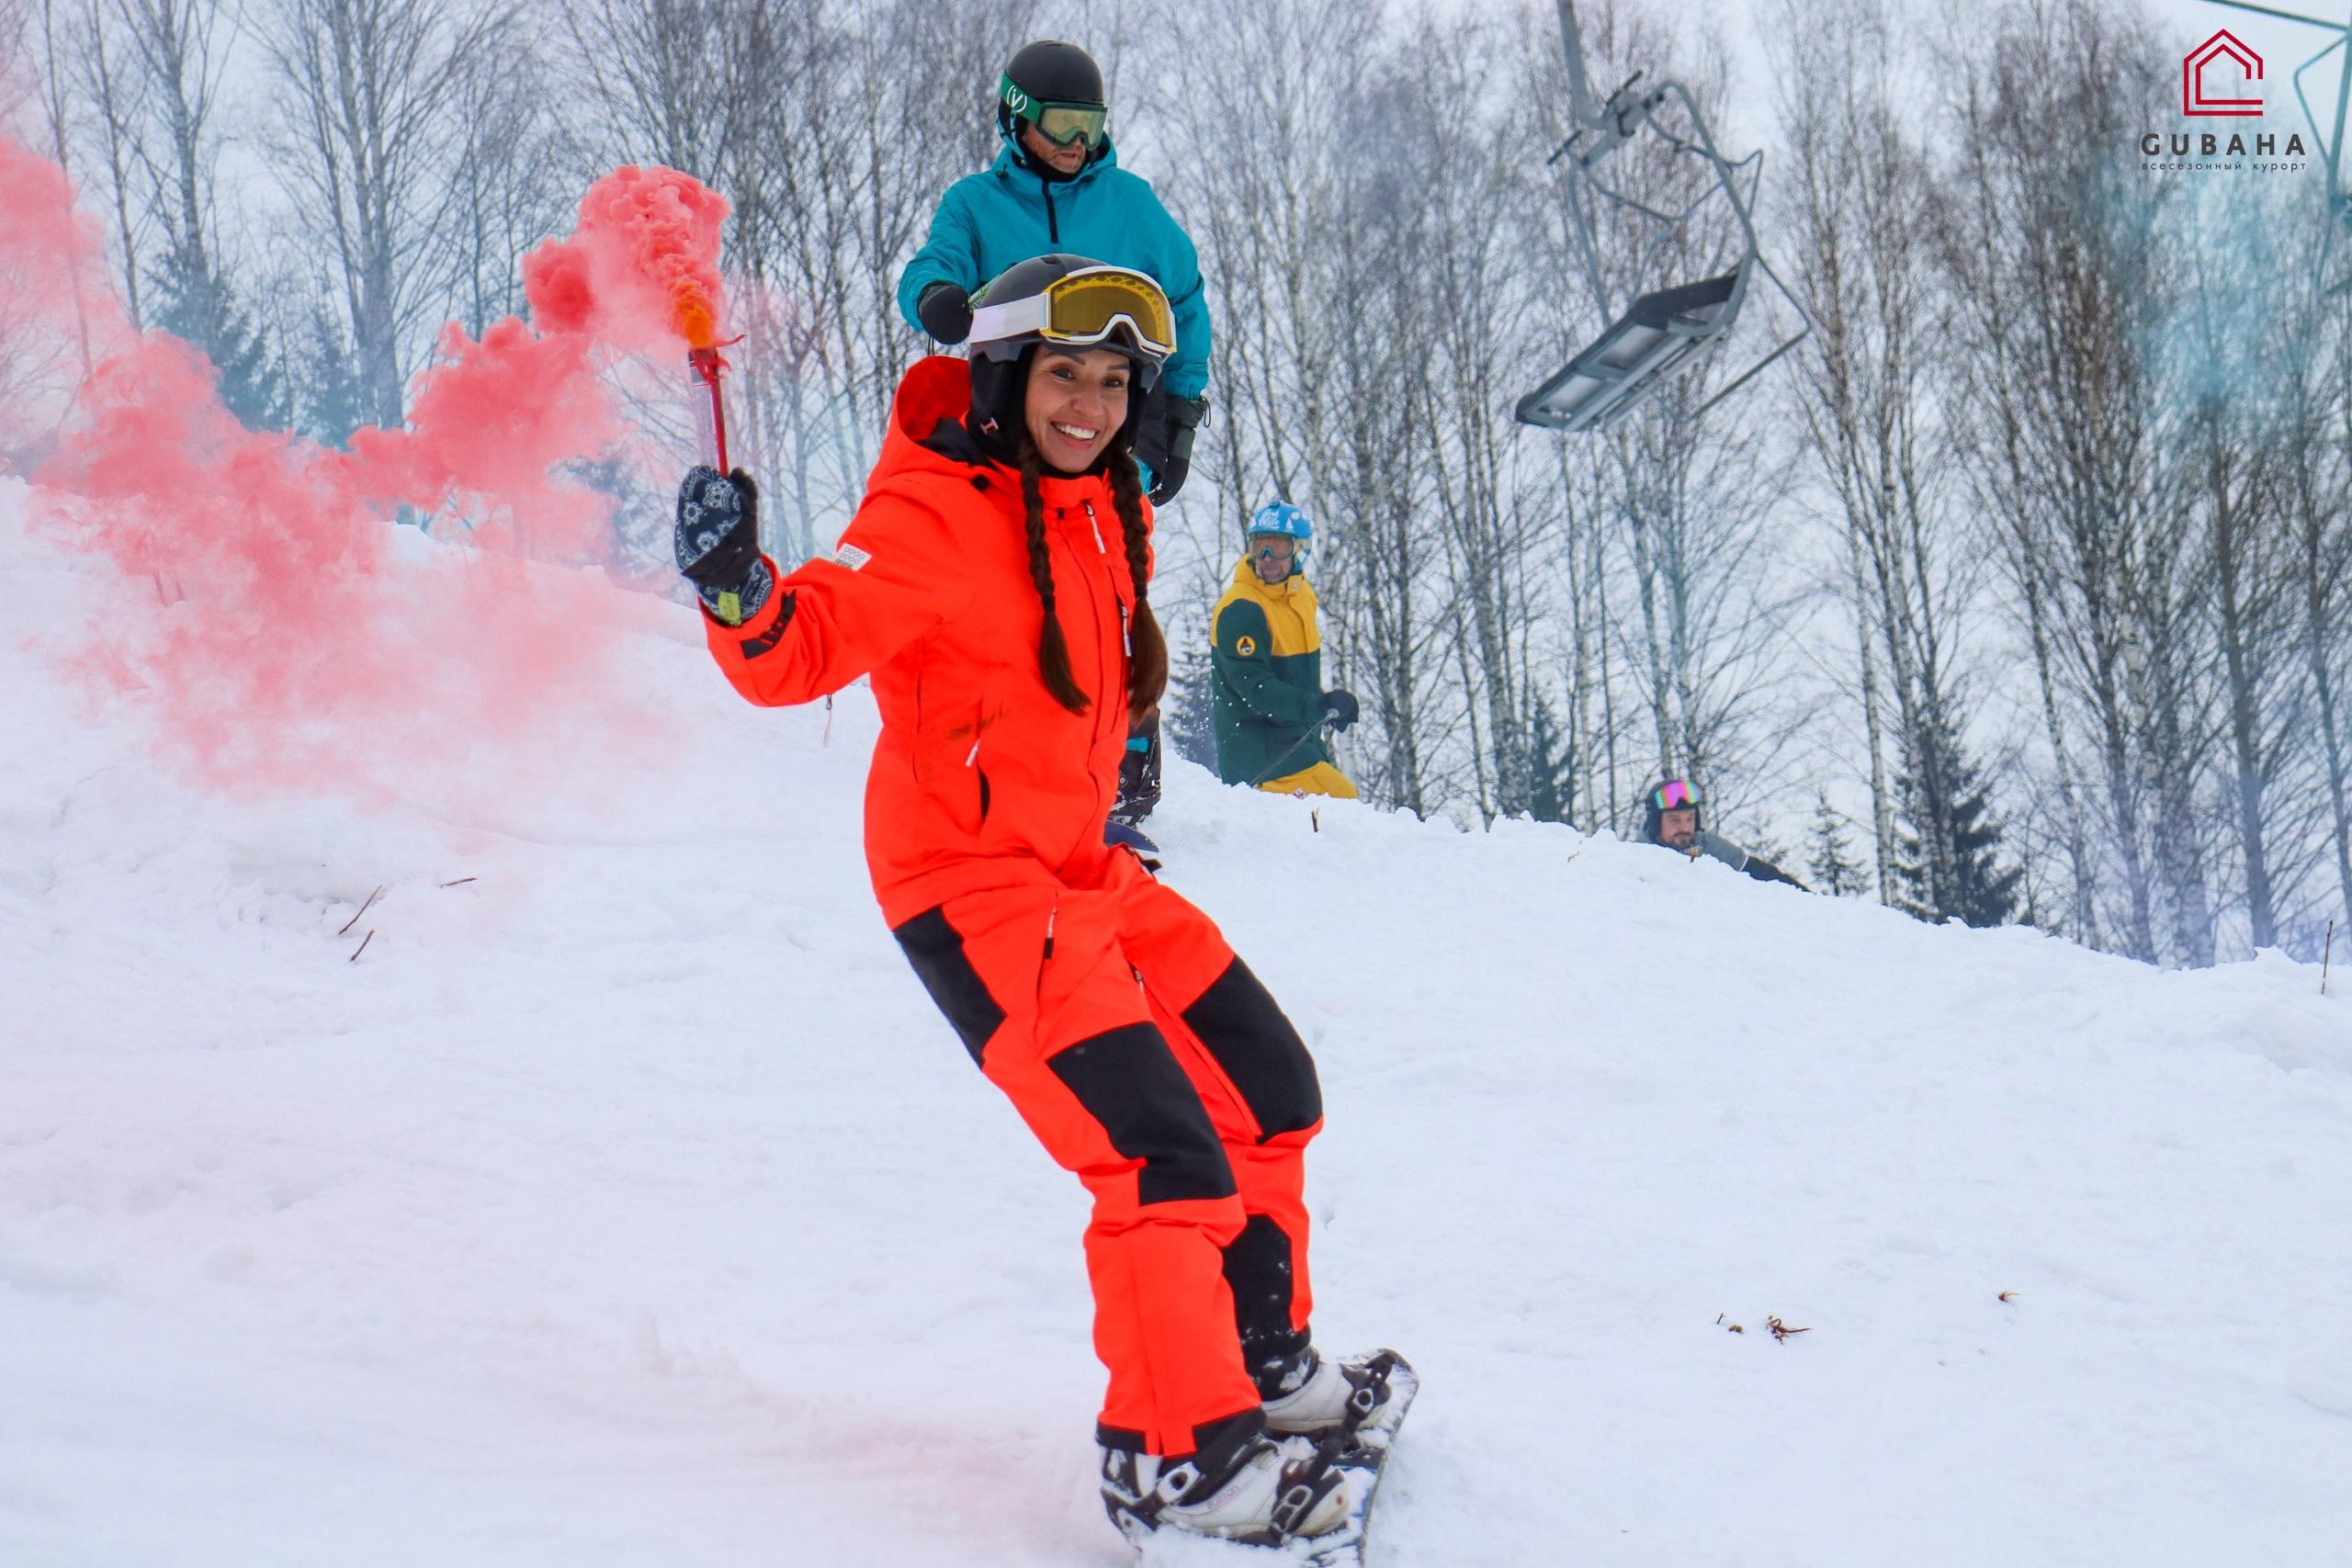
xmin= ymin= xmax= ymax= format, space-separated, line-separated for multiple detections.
xmin=1104 ymin=818 xmax=1165 ymax=869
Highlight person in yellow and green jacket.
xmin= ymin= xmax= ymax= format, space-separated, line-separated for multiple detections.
xmin=1211 ymin=502 xmax=1360 ymax=796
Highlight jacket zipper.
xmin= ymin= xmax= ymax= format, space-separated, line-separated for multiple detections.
xmin=1043 ymin=177 xmax=1059 ymax=243
xmin=1079 ymin=501 xmax=1131 ymax=838
xmin=1084 ymin=502 xmax=1130 ymax=656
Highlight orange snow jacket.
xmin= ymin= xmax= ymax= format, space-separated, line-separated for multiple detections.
xmin=703 ymin=356 xmax=1146 ymax=926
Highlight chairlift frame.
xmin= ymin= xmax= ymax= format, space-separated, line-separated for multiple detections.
xmin=1516 ymin=0 xmax=1812 ymax=434
xmin=2200 ymin=1 xmax=2352 ymax=293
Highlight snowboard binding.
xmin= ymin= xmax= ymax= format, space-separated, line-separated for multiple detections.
xmin=1101 ymin=1435 xmax=1351 ymax=1549
xmin=1105 ymin=1351 xmax=1419 ymax=1565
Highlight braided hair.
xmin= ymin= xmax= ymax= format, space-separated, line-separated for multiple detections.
xmin=1010 ymin=432 xmax=1168 ymax=724
xmin=1106 ymin=447 xmax=1168 ymax=726
xmin=1016 ymin=433 xmax=1092 ymax=715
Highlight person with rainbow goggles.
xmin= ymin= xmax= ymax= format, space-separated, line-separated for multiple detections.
xmin=1641 ymin=778 xmax=1806 ymax=888
xmin=896 ymin=39 xmax=1213 ymax=510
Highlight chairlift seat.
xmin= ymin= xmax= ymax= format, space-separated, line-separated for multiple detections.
xmin=1515 ymin=267 xmax=1745 ymax=433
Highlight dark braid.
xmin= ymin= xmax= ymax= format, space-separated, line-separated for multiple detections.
xmin=1017 ymin=434 xmax=1091 ymax=715
xmin=1108 ymin=448 xmax=1169 ymax=725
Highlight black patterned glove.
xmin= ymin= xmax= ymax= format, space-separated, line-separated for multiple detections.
xmin=674 ymin=466 xmax=773 ymax=626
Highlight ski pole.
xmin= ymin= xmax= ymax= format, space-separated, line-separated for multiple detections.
xmin=1247 ymin=721 xmax=1335 ymax=790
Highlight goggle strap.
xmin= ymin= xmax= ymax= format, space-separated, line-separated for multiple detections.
xmin=968 ymin=293 xmax=1050 ymax=345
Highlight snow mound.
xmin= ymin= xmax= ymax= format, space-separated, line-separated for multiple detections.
xmin=5 ymin=477 xmax=2348 ymax=1567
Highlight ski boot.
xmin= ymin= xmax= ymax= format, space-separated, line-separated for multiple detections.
xmin=1100 ymin=1427 xmax=1349 ymax=1548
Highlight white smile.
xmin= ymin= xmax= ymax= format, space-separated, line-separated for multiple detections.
xmin=1051 ymin=422 xmax=1100 ymax=442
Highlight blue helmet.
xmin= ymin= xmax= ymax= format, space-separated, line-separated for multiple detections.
xmin=1246 ymin=501 xmax=1313 ymax=579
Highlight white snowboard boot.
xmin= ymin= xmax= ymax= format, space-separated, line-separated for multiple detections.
xmin=1099 ymin=1429 xmax=1349 ymax=1547
xmin=1261 ymin=1348 xmax=1406 ymax=1442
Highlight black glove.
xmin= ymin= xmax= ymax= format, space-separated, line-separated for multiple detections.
xmin=1135 ymin=392 xmax=1208 ymax=505
xmin=916 ymin=281 xmax=973 ymax=344
xmin=1747 ymin=855 xmax=1809 ymax=892
xmin=1317 ymin=689 xmax=1360 ymax=732
xmin=674 ymin=465 xmax=772 ymax=625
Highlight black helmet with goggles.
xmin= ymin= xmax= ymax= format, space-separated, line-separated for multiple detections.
xmin=998 ymin=40 xmax=1110 ymax=165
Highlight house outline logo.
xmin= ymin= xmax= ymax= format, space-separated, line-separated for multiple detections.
xmin=2184 ymin=29 xmax=2264 ymax=118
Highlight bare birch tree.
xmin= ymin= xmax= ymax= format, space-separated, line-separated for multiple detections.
xmin=257 ymin=0 xmax=509 ymax=428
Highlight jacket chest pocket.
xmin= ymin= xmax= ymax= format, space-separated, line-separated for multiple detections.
xmin=947 ymin=700 xmax=994 ymax=836
xmin=911 ymin=656 xmax=997 ymax=832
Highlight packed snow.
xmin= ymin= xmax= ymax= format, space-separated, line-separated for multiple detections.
xmin=4 ymin=476 xmax=2348 ymax=1567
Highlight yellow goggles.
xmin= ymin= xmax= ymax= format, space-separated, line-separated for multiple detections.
xmin=968 ymin=265 xmax=1177 ymax=362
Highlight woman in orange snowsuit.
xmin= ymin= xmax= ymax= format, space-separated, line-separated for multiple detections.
xmin=672 ymin=257 xmax=1385 ymax=1546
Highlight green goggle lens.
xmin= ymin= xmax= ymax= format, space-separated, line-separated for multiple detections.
xmin=1034 ymin=104 xmax=1107 ymax=148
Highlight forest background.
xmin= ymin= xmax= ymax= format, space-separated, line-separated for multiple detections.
xmin=4 ymin=0 xmax=2347 ymax=971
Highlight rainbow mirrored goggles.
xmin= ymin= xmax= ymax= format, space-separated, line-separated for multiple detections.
xmin=1000 ymin=76 xmax=1109 ymax=150
xmin=1250 ymin=535 xmax=1309 ymax=575
xmin=1650 ymin=778 xmax=1702 ymax=812
xmin=968 ymin=265 xmax=1177 ymax=363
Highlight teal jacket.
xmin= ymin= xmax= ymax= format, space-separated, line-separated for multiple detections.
xmin=896 ymin=139 xmax=1212 ymax=401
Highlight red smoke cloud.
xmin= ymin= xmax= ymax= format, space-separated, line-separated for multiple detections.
xmin=0 ymin=141 xmax=119 ymax=465
xmin=6 ymin=149 xmax=733 ymax=803
xmin=523 ymin=165 xmax=730 ymax=352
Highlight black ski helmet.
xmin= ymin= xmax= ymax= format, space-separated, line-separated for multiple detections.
xmin=1640 ymin=778 xmax=1704 ymax=843
xmin=965 ymin=254 xmax=1168 ymax=462
xmin=997 ymin=40 xmax=1108 ymax=172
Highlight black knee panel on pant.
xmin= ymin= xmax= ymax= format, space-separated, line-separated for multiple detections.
xmin=892 ymin=907 xmax=1004 ymax=1066
xmin=1181 ymin=959 xmax=1323 ymax=1139
xmin=1050 ymin=1022 xmax=1238 ymax=1205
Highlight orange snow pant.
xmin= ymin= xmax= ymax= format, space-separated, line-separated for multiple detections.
xmin=891 ymin=847 xmax=1321 ymax=1460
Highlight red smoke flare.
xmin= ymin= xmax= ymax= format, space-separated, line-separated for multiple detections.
xmin=6 ymin=146 xmax=733 ymax=803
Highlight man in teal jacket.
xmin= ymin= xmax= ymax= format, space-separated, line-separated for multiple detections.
xmin=898 ymin=39 xmax=1211 ymax=506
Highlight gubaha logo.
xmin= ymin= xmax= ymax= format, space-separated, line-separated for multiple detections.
xmin=2184 ymin=29 xmax=2262 ymax=117
xmin=2142 ymin=30 xmax=2310 ymax=171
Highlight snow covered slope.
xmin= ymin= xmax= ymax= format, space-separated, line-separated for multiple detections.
xmin=5 ymin=478 xmax=2349 ymax=1568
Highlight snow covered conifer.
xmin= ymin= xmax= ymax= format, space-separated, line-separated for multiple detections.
xmin=1893 ymin=712 xmax=2021 ymax=928
xmin=1808 ymin=792 xmax=1870 ymax=897
xmin=292 ymin=301 xmax=368 ymax=450
xmin=153 ymin=250 xmax=288 ymax=433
